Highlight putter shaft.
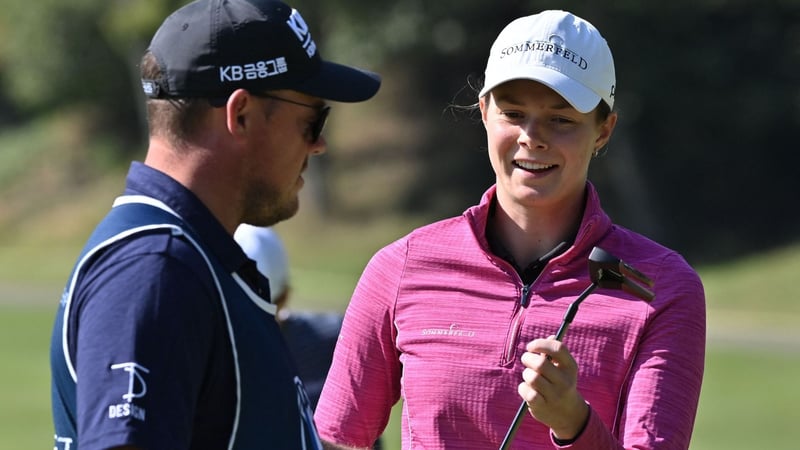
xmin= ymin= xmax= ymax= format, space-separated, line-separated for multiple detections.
xmin=498 ymin=282 xmax=597 ymax=450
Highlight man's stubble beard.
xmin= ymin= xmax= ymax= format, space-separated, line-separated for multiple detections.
xmin=241 ymin=181 xmax=300 ymax=228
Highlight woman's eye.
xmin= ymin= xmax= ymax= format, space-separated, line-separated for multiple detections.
xmin=501 ymin=110 xmax=524 ymax=120
xmin=552 ymin=116 xmax=575 ymax=124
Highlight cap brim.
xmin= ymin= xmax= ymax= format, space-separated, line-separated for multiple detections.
xmin=292 ymin=61 xmax=381 ymax=103
xmin=480 ymin=66 xmax=600 ymax=113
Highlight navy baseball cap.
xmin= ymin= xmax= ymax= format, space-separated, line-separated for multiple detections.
xmin=141 ymin=0 xmax=381 ymax=102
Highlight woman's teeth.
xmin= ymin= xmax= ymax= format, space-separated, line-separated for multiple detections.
xmin=515 ymin=161 xmax=555 ymax=171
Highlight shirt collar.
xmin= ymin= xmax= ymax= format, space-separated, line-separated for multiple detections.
xmin=485 ymin=198 xmax=573 ymax=284
xmin=465 ymin=181 xmax=613 ymax=270
xmin=123 ymin=161 xmax=253 ymax=281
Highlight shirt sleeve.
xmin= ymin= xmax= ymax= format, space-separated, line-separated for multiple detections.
xmin=563 ymin=252 xmax=706 ymax=450
xmin=72 ymin=233 xmax=221 ymax=449
xmin=314 ymin=239 xmax=406 ymax=448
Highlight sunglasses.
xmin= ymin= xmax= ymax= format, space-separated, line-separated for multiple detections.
xmin=251 ymin=92 xmax=330 ymax=144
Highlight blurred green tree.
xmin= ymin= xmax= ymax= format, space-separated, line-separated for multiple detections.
xmin=0 ymin=0 xmax=186 ymax=146
xmin=0 ymin=0 xmax=798 ymax=262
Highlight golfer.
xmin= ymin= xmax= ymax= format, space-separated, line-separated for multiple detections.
xmin=49 ymin=0 xmax=380 ymax=448
xmin=233 ymin=224 xmax=343 ymax=410
xmin=315 ymin=10 xmax=705 ymax=450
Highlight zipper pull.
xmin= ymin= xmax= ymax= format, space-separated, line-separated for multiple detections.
xmin=520 ymin=284 xmax=531 ymax=307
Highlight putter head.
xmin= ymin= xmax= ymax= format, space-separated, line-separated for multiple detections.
xmin=588 ymin=247 xmax=655 ymax=302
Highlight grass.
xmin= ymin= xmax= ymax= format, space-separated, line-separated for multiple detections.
xmin=0 ymin=304 xmax=55 ymax=449
xmin=691 ymin=349 xmax=800 ymax=450
xmin=701 ymin=242 xmax=800 ymax=314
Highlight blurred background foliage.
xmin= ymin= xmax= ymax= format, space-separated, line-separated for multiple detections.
xmin=1 ymin=0 xmax=799 ymax=263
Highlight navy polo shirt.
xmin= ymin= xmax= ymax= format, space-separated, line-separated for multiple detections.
xmin=52 ymin=162 xmax=275 ymax=449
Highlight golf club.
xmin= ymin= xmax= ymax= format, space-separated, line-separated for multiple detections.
xmin=498 ymin=246 xmax=655 ymax=450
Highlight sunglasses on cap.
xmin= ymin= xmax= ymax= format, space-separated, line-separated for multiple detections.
xmin=250 ymin=92 xmax=330 ymax=144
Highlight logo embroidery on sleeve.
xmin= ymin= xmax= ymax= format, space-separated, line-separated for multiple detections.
xmin=107 ymin=362 xmax=149 ymax=422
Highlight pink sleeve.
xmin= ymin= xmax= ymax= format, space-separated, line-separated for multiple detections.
xmin=563 ymin=253 xmax=706 ymax=450
xmin=314 ymin=240 xmax=406 ymax=448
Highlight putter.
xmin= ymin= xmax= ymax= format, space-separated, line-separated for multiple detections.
xmin=498 ymin=246 xmax=655 ymax=450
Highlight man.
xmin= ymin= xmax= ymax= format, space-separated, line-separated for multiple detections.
xmin=233 ymin=225 xmax=343 ymax=410
xmin=49 ymin=0 xmax=380 ymax=448
xmin=234 ymin=225 xmax=384 ymax=449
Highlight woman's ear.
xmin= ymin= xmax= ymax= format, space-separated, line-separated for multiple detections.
xmin=479 ymin=94 xmax=489 ymax=127
xmin=594 ymin=111 xmax=618 ymax=150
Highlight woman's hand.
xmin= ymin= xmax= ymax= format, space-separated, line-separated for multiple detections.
xmin=518 ymin=337 xmax=590 ymax=441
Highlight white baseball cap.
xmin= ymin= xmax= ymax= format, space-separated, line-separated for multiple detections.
xmin=234 ymin=224 xmax=288 ymax=302
xmin=479 ymin=10 xmax=615 ymax=113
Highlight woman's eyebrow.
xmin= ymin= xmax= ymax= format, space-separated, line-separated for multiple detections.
xmin=494 ymin=93 xmax=572 ymax=110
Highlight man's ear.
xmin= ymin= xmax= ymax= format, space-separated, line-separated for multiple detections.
xmin=226 ymin=89 xmax=252 ymax=137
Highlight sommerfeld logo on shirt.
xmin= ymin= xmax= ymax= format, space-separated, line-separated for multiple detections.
xmin=107 ymin=362 xmax=149 ymax=422
xmin=421 ymin=323 xmax=476 ymax=337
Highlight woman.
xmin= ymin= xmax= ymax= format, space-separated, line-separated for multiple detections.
xmin=315 ymin=10 xmax=705 ymax=450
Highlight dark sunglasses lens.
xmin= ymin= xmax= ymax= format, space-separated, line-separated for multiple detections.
xmin=312 ymin=106 xmax=330 ymax=142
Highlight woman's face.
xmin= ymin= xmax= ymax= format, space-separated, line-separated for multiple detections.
xmin=480 ymin=79 xmax=616 ymax=213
